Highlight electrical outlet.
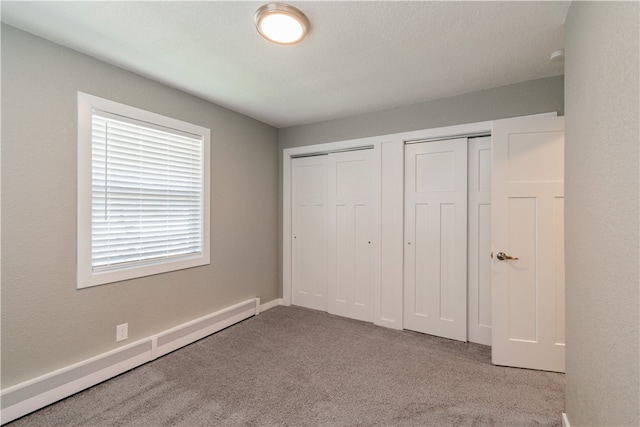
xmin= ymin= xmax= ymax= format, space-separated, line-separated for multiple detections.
xmin=116 ymin=323 xmax=128 ymax=342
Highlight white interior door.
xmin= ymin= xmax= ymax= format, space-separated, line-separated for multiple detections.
xmin=327 ymin=149 xmax=376 ymax=322
xmin=491 ymin=114 xmax=565 ymax=372
xmin=404 ymin=138 xmax=468 ymax=342
xmin=467 ymin=136 xmax=492 ymax=346
xmin=291 ymin=155 xmax=328 ymax=311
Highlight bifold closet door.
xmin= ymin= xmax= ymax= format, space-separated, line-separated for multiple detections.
xmin=467 ymin=136 xmax=492 ymax=346
xmin=291 ymin=156 xmax=328 ymax=311
xmin=327 ymin=149 xmax=376 ymax=322
xmin=404 ymin=138 xmax=468 ymax=342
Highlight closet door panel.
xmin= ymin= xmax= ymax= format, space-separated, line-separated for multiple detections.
xmin=291 ymin=156 xmax=328 ymax=311
xmin=468 ymin=136 xmax=492 ymax=345
xmin=354 ymin=204 xmax=373 ymax=307
xmin=404 ymin=138 xmax=468 ymax=342
xmin=328 ymin=150 xmax=375 ymax=322
xmin=491 ymin=115 xmax=565 ymax=372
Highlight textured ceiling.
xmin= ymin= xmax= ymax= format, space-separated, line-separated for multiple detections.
xmin=1 ymin=1 xmax=570 ymax=128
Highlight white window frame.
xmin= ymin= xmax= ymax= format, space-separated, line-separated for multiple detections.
xmin=77 ymin=92 xmax=211 ymax=289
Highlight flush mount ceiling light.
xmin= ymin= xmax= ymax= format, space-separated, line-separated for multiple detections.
xmin=255 ymin=3 xmax=309 ymax=45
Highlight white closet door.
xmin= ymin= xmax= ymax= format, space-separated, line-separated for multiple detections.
xmin=467 ymin=136 xmax=492 ymax=345
xmin=492 ymin=115 xmax=565 ymax=372
xmin=327 ymin=149 xmax=376 ymax=322
xmin=291 ymin=156 xmax=328 ymax=311
xmin=404 ymin=138 xmax=468 ymax=342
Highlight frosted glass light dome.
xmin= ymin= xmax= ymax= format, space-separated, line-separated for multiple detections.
xmin=255 ymin=3 xmax=309 ymax=45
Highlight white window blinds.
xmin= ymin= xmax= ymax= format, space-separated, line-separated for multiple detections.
xmin=91 ymin=111 xmax=204 ymax=271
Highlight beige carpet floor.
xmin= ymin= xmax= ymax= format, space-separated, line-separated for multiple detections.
xmin=8 ymin=305 xmax=565 ymax=426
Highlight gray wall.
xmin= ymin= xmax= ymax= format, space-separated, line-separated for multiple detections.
xmin=1 ymin=25 xmax=279 ymax=388
xmin=279 ymin=75 xmax=564 ymax=148
xmin=564 ymin=2 xmax=640 ymax=426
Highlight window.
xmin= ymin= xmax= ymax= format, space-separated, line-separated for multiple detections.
xmin=77 ymin=93 xmax=210 ymax=288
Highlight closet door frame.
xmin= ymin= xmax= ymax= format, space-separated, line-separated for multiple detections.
xmin=283 ymin=120 xmax=493 ymax=330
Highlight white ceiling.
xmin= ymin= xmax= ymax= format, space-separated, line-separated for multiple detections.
xmin=1 ymin=1 xmax=570 ymax=128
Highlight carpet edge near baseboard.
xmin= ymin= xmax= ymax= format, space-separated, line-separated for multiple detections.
xmin=1 ymin=297 xmax=282 ymax=425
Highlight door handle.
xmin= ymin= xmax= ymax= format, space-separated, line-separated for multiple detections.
xmin=496 ymin=252 xmax=518 ymax=261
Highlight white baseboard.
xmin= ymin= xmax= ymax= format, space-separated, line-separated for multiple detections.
xmin=562 ymin=412 xmax=571 ymax=427
xmin=259 ymin=297 xmax=282 ymax=313
xmin=1 ymin=297 xmax=279 ymax=425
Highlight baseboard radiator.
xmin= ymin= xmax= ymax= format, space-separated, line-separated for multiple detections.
xmin=1 ymin=298 xmax=268 ymax=425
